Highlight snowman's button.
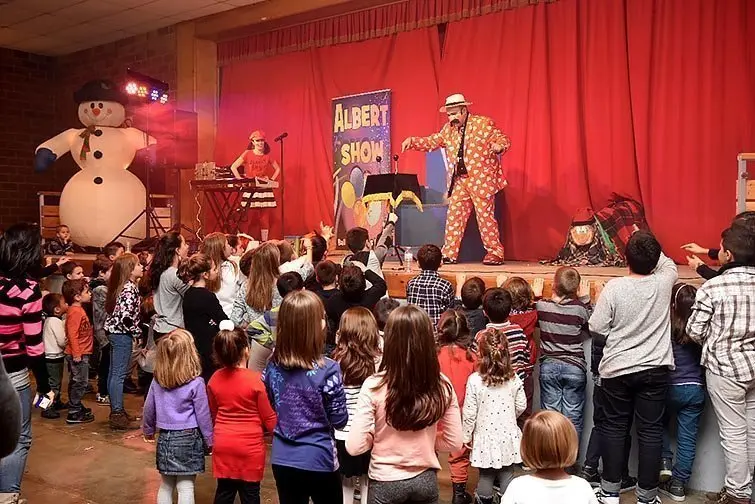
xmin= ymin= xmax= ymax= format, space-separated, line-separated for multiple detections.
xmin=93 ymin=150 xmax=103 ymax=159
xmin=94 ymin=177 xmax=103 ymax=185
xmin=94 ymin=130 xmax=102 ymax=137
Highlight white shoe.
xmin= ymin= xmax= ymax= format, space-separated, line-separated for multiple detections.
xmin=594 ymin=488 xmax=620 ymax=504
xmin=0 ymin=493 xmax=23 ymax=504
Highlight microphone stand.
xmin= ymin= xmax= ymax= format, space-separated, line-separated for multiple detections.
xmin=275 ymin=134 xmax=286 ymax=238
xmin=387 ymin=154 xmax=406 ymax=266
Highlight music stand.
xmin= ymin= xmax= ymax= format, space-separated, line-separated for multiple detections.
xmin=362 ymin=173 xmax=423 ymax=266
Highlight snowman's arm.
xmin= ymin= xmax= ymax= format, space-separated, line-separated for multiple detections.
xmin=34 ymin=129 xmax=77 ymax=172
xmin=122 ymin=128 xmax=157 ymax=151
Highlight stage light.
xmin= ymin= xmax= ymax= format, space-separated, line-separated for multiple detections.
xmin=126 ymin=68 xmax=169 ymax=105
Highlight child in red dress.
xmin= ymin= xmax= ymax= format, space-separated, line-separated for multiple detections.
xmin=207 ymin=321 xmax=277 ymax=504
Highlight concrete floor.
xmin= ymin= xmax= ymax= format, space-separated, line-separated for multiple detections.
xmin=20 ymin=391 xmax=707 ymax=504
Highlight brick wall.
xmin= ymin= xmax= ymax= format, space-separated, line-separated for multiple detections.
xmin=0 ymin=26 xmax=177 ymax=229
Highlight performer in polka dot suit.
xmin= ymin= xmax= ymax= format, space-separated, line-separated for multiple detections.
xmin=402 ymin=93 xmax=510 ymax=265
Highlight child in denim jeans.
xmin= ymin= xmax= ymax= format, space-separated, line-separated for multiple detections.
xmin=62 ymin=279 xmax=94 ymax=424
xmin=658 ymin=283 xmax=705 ymax=502
xmin=535 ymin=267 xmax=591 ymax=444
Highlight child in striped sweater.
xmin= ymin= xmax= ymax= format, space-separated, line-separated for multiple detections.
xmin=332 ymin=307 xmax=383 ymax=504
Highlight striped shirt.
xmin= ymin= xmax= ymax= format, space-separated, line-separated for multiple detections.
xmin=536 ymin=298 xmax=592 ymax=371
xmin=687 ymin=265 xmax=755 ymax=382
xmin=474 ymin=322 xmax=533 ymax=380
xmin=334 ymin=385 xmax=362 ymax=441
xmin=0 ymin=276 xmax=44 ymax=374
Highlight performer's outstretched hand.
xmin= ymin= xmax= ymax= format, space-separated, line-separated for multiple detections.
xmin=401 ymin=137 xmax=412 ymax=152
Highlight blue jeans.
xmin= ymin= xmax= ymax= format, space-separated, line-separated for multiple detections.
xmin=540 ymin=359 xmax=587 ymax=440
xmin=661 ymin=384 xmax=706 ymax=484
xmin=108 ymin=333 xmax=133 ymax=413
xmin=0 ymin=385 xmax=32 ymax=493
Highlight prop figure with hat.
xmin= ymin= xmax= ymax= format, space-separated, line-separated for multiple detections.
xmin=34 ymin=79 xmax=155 ymax=247
xmin=230 ymin=130 xmax=281 ymax=241
xmin=549 ymin=207 xmax=623 ymax=267
xmin=402 ymin=93 xmax=510 ymax=265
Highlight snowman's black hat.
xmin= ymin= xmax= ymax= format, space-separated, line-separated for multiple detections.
xmin=73 ymin=79 xmax=128 ymax=105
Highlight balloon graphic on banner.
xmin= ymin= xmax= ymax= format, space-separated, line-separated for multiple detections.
xmin=341 ymin=181 xmax=356 ymax=209
xmin=353 ymin=200 xmax=367 ymax=227
xmin=366 ymin=201 xmax=382 ymax=226
xmin=349 ymin=166 xmax=365 ymax=198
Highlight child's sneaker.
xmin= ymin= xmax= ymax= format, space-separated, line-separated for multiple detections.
xmin=41 ymin=408 xmax=60 ymax=419
xmin=66 ymin=409 xmax=95 ymax=424
xmin=620 ymin=475 xmax=638 ymax=493
xmin=53 ymin=401 xmax=70 ymax=410
xmin=96 ymin=394 xmax=110 ymax=405
xmin=659 ymin=477 xmax=686 ymax=502
xmin=594 ymin=488 xmax=619 ymax=504
xmin=638 ymin=498 xmax=662 ymax=504
xmin=579 ymin=466 xmax=601 ymax=487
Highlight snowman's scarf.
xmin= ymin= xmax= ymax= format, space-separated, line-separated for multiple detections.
xmin=78 ymin=125 xmax=97 ymax=160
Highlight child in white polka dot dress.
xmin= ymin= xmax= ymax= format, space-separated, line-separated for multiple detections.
xmin=462 ymin=328 xmax=527 ymax=504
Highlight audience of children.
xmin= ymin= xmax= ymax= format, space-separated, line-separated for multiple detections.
xmin=208 ymin=322 xmax=276 ymax=504
xmin=142 ymin=330 xmax=214 ymax=504
xmin=502 ymin=411 xmax=598 ymax=504
xmin=104 ymin=253 xmax=144 ymax=430
xmin=406 ymin=244 xmax=455 ymax=326
xmin=686 ymin=222 xmax=755 ymax=504
xmin=263 ymin=290 xmax=348 ymax=503
xmin=179 ymin=253 xmax=229 ymax=384
xmin=4 ymin=213 xmax=754 ymax=504
xmin=45 ymin=224 xmax=75 ymax=256
xmin=343 ymin=226 xmax=386 ymax=284
xmin=62 ymin=278 xmax=95 ymax=424
xmin=41 ymin=293 xmax=68 ymax=419
xmin=437 ymin=309 xmax=478 ymax=504
xmin=535 ymin=267 xmax=592 ymax=443
xmin=200 ymin=232 xmax=240 ymax=318
xmin=463 ymin=327 xmax=527 ymax=503
xmin=332 ymin=307 xmax=383 ymax=504
xmin=658 ymin=283 xmax=705 ymax=502
xmin=590 ymin=230 xmax=677 ymax=504
xmin=346 ymin=305 xmax=462 ymax=503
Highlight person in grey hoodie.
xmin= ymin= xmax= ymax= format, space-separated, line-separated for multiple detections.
xmin=589 ymin=230 xmax=677 ymax=504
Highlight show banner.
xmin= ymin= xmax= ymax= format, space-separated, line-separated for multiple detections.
xmin=332 ymin=89 xmax=391 ymax=248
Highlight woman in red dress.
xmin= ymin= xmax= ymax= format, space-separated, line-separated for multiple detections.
xmin=207 ymin=322 xmax=277 ymax=504
xmin=230 ymin=130 xmax=281 ymax=241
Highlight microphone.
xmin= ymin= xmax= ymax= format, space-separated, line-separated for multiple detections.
xmin=274 ymin=132 xmax=288 ymax=142
xmin=376 ymin=156 xmax=382 ymax=163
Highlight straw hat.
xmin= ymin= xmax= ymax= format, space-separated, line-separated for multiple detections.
xmin=439 ymin=93 xmax=473 ymax=112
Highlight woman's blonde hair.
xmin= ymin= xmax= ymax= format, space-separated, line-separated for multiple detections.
xmin=272 ymin=290 xmax=325 ymax=369
xmin=521 ymin=410 xmax=578 ymax=469
xmin=201 ymin=232 xmax=236 ymax=292
xmin=477 ymin=328 xmax=515 ymax=386
xmin=245 ymin=242 xmax=280 ymax=311
xmin=154 ymin=329 xmax=201 ymax=389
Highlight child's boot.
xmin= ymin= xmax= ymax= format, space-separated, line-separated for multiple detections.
xmin=452 ymin=482 xmax=472 ymax=504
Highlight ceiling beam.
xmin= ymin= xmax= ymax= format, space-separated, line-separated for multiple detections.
xmin=194 ymin=0 xmax=399 ymax=41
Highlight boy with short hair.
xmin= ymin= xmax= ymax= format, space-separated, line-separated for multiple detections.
xmin=406 ymin=244 xmax=455 ymax=326
xmin=590 ymin=231 xmax=677 ymax=504
xmin=310 ymin=260 xmax=340 ymax=302
xmin=61 ymin=261 xmax=84 ymax=281
xmin=62 ymin=279 xmax=95 ymax=424
xmin=476 ymin=287 xmax=532 ymax=390
xmin=687 ymin=224 xmax=755 ymax=504
xmin=103 ymin=241 xmax=125 ymax=262
xmin=459 ymin=276 xmax=488 ymax=338
xmin=42 ymin=293 xmax=68 ymax=419
xmin=535 ymin=266 xmax=592 ymax=441
xmin=45 ymin=224 xmax=74 ymax=256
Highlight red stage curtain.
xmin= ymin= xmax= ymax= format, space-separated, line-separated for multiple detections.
xmin=217 ymin=0 xmax=555 ymax=64
xmin=215 ymin=28 xmax=441 ymax=236
xmin=438 ymin=0 xmax=755 ymax=262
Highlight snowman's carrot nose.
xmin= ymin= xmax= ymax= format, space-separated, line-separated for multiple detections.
xmin=93 ymin=108 xmax=101 ymax=116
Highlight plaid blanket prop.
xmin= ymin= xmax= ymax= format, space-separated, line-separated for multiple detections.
xmin=595 ymin=194 xmax=649 ymax=255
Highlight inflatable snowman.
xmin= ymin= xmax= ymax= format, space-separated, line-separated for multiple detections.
xmin=35 ymin=79 xmax=155 ymax=248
